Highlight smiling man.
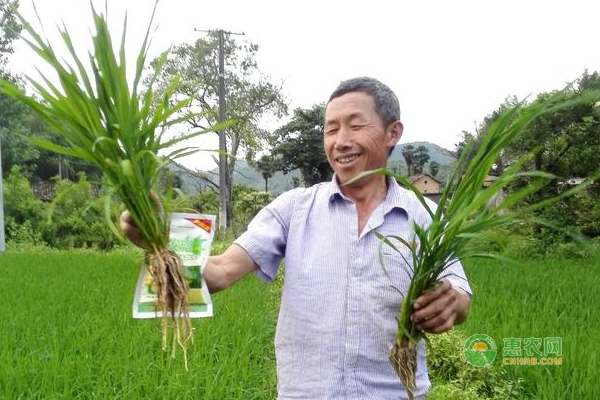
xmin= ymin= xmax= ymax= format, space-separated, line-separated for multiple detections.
xmin=122 ymin=76 xmax=472 ymax=400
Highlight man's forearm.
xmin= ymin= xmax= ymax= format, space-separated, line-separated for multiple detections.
xmin=453 ymin=288 xmax=471 ymax=325
xmin=203 ymin=243 xmax=257 ymax=293
xmin=202 ymin=258 xmax=229 ymax=293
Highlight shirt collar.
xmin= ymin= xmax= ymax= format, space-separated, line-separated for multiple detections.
xmin=327 ymin=174 xmax=345 ymax=202
xmin=328 ymin=172 xmax=412 ymax=217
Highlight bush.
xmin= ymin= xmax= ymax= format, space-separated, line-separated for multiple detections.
xmin=43 ymin=173 xmax=120 ymax=249
xmin=231 ymin=185 xmax=271 ymax=236
xmin=2 ymin=165 xmax=46 ymax=244
xmin=426 ymin=329 xmax=525 ymax=400
xmin=471 ymin=217 xmax=600 ymax=260
xmin=546 ymin=189 xmax=600 ymax=237
xmin=172 ymin=189 xmax=219 ymax=215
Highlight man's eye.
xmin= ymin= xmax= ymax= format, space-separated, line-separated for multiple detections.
xmin=351 ymin=125 xmax=363 ymax=131
xmin=325 ymin=128 xmax=338 ymax=135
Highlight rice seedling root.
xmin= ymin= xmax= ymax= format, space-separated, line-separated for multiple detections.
xmin=149 ymin=248 xmax=192 ymax=365
xmin=390 ymin=337 xmax=417 ymax=400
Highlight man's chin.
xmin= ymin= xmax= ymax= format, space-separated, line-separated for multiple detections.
xmin=337 ymin=171 xmax=366 ymax=187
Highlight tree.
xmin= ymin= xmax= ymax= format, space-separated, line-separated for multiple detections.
xmin=254 ymin=155 xmax=276 ymax=192
xmin=0 ymin=82 xmax=100 ymax=180
xmin=402 ymin=144 xmax=415 ymax=175
xmin=0 ymin=0 xmax=27 ymax=176
xmin=271 ymin=104 xmax=332 ymax=186
xmin=482 ymin=74 xmax=600 ymax=179
xmin=0 ymin=4 xmax=100 ymax=181
xmin=0 ymin=78 xmax=37 ymax=175
xmin=429 ymin=161 xmax=439 ymax=177
xmin=412 ymin=145 xmax=430 ymax=175
xmin=453 ymin=130 xmax=475 ymax=159
xmin=475 ymin=70 xmax=600 ymax=242
xmin=0 ymin=0 xmax=20 ymax=71
xmin=150 ymin=33 xmax=287 ymax=229
xmin=454 ymin=95 xmax=519 ymax=175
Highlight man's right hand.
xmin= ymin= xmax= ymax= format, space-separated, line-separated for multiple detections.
xmin=119 ymin=210 xmax=258 ymax=294
xmin=120 ymin=191 xmax=162 ymax=249
xmin=120 ymin=211 xmax=149 ymax=249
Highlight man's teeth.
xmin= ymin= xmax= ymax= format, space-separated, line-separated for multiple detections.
xmin=338 ymin=154 xmax=359 ymax=164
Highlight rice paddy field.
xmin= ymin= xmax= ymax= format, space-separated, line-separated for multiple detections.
xmin=459 ymin=250 xmax=600 ymax=400
xmin=0 ymin=248 xmax=278 ymax=399
xmin=1 ymin=246 xmax=598 ymax=399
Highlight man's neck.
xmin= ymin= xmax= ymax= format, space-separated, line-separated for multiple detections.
xmin=339 ymin=174 xmax=388 ymax=208
xmin=339 ymin=174 xmax=388 ymax=235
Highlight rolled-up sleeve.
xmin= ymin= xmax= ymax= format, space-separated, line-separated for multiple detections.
xmin=416 ymin=197 xmax=472 ymax=297
xmin=439 ymin=260 xmax=472 ymax=297
xmin=234 ymin=189 xmax=299 ymax=283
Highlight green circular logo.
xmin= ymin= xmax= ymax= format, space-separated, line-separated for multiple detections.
xmin=463 ymin=334 xmax=497 ymax=367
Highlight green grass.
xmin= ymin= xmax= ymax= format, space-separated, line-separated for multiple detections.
xmin=2 ymin=246 xmax=598 ymax=399
xmin=459 ymin=250 xmax=600 ymax=400
xmin=0 ymin=249 xmax=277 ymax=399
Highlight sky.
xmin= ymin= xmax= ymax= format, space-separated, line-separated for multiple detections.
xmin=7 ymin=0 xmax=600 ymax=171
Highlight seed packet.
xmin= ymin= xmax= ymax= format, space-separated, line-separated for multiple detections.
xmin=133 ymin=213 xmax=216 ymax=319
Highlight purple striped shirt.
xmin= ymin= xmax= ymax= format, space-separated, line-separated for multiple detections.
xmin=235 ymin=175 xmax=472 ymax=400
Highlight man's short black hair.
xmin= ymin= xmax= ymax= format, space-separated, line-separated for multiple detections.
xmin=328 ymin=77 xmax=401 ymax=156
xmin=328 ymin=76 xmax=401 ymax=126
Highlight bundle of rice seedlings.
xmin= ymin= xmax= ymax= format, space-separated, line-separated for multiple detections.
xmin=0 ymin=4 xmax=222 ymax=366
xmin=349 ymin=91 xmax=600 ymax=399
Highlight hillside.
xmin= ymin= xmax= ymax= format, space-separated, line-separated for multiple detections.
xmin=206 ymin=141 xmax=456 ymax=195
xmin=389 ymin=141 xmax=457 ymax=168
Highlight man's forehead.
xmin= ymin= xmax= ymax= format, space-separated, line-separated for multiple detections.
xmin=325 ymin=92 xmax=375 ymax=121
xmin=325 ymin=110 xmax=367 ymax=123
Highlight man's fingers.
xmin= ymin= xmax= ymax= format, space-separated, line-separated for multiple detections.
xmin=412 ymin=292 xmax=456 ymax=324
xmin=119 ymin=211 xmax=137 ymax=236
xmin=413 ymin=280 xmax=452 ymax=310
xmin=414 ymin=296 xmax=457 ymax=332
xmin=119 ymin=210 xmax=149 ymax=249
xmin=420 ymin=316 xmax=455 ymax=334
xmin=410 ymin=280 xmax=460 ymax=333
xmin=120 ymin=210 xmax=132 ymax=226
xmin=119 ymin=191 xmax=162 ymax=250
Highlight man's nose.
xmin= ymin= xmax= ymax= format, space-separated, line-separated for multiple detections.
xmin=334 ymin=125 xmax=352 ymax=150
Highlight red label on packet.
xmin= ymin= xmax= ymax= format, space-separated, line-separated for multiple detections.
xmin=185 ymin=218 xmax=212 ymax=233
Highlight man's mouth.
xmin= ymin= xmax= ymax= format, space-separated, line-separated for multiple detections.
xmin=336 ymin=154 xmax=360 ymax=164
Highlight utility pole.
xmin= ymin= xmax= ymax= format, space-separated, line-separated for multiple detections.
xmin=217 ymin=30 xmax=227 ymax=235
xmin=194 ymin=28 xmax=244 ymax=235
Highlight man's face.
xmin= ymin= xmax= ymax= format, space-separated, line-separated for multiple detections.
xmin=324 ymin=91 xmax=402 ymax=184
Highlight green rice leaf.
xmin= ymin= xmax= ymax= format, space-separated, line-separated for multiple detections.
xmin=361 ymin=88 xmax=600 ymax=353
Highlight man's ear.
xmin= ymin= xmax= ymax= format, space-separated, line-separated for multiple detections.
xmin=387 ymin=120 xmax=403 ymax=146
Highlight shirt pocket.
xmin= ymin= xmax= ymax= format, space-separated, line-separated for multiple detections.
xmin=366 ymin=247 xmax=413 ymax=321
xmin=378 ymin=239 xmax=414 ymax=291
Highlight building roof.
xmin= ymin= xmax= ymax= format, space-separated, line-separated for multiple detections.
xmin=408 ymin=173 xmax=441 ymax=183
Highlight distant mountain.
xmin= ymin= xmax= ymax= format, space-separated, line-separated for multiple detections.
xmin=390 ymin=141 xmax=457 ymax=166
xmin=387 ymin=141 xmax=457 ymax=181
xmin=222 ymin=160 xmax=302 ymax=195
xmin=206 ymin=141 xmax=456 ymax=195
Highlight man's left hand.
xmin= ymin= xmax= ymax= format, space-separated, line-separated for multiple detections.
xmin=410 ymin=280 xmax=471 ymax=334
